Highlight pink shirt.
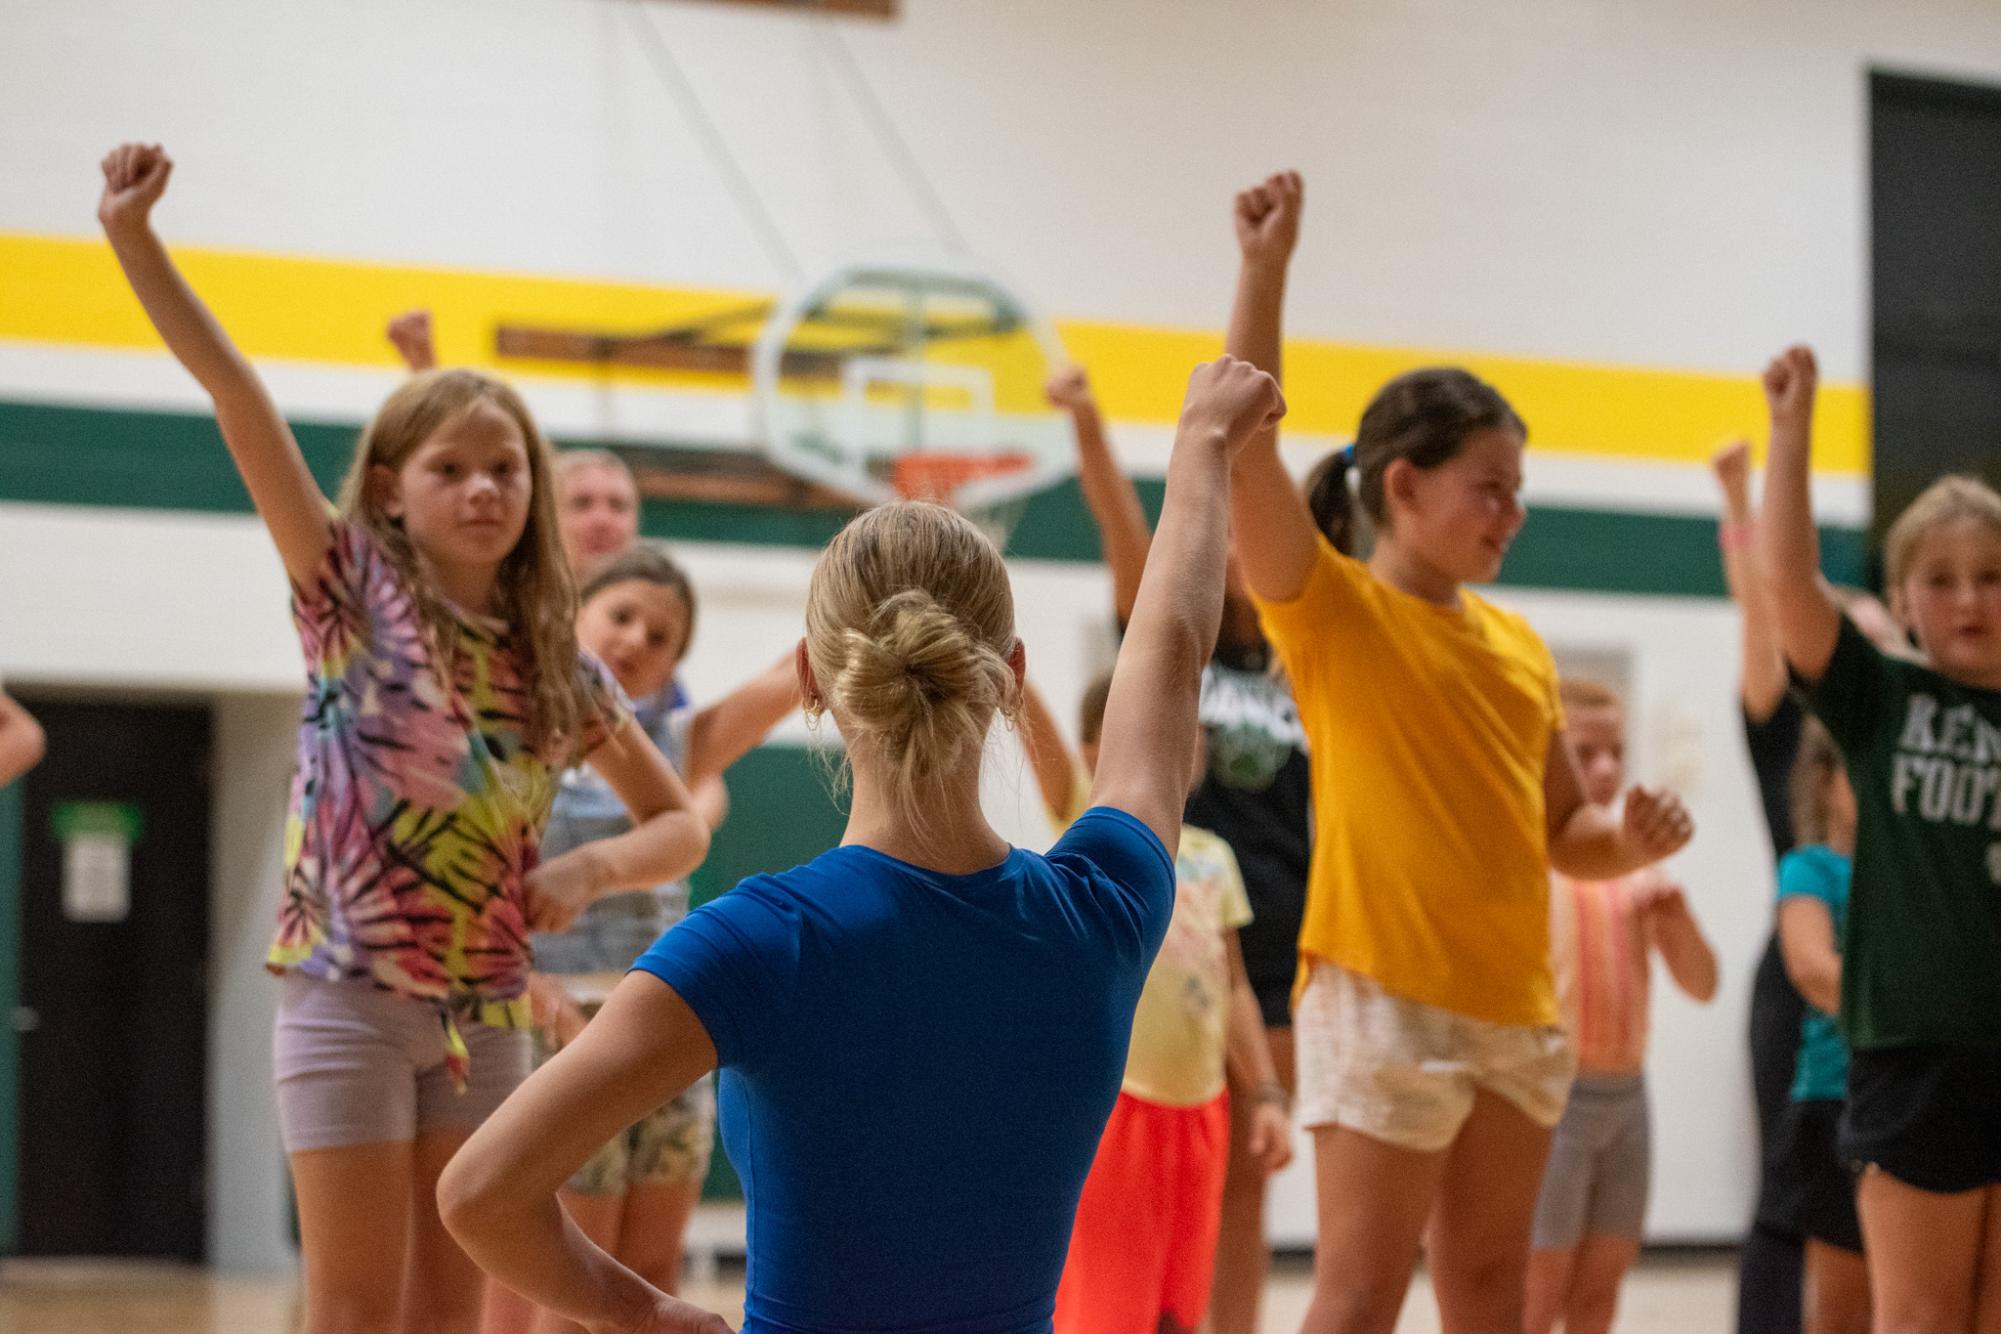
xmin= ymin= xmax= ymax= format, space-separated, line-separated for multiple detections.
xmin=1550 ymin=871 xmax=1660 ymax=1074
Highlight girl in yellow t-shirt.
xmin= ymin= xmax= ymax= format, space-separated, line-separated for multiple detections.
xmin=1221 ymin=171 xmax=1694 ymax=1334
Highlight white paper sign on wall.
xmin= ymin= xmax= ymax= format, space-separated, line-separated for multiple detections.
xmin=52 ymin=801 xmax=143 ymax=924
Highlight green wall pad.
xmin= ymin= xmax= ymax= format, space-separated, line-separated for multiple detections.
xmin=0 ymin=399 xmax=1865 ymax=595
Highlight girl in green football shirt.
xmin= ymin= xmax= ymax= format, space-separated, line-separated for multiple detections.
xmin=1760 ymin=342 xmax=2001 ymax=1334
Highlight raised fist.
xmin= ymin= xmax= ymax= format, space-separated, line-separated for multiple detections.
xmin=1181 ymin=355 xmax=1286 ymax=453
xmin=1710 ymin=437 xmax=1752 ymax=512
xmin=1762 ymin=345 xmax=1818 ymax=433
xmin=1234 ymin=171 xmax=1303 ymax=268
xmin=1043 ymin=364 xmax=1093 ymax=413
xmin=387 ymin=309 xmax=438 ymax=372
xmin=98 ymin=143 xmax=173 ymax=236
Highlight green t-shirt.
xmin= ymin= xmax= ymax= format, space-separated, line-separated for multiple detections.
xmin=1802 ymin=616 xmax=2001 ymax=1051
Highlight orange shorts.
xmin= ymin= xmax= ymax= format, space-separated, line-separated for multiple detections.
xmin=1053 ymin=1088 xmax=1231 ymax=1334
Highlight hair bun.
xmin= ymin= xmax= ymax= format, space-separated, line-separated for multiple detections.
xmin=803 ymin=501 xmax=1019 ymax=836
xmin=834 ymin=589 xmax=1009 ymax=763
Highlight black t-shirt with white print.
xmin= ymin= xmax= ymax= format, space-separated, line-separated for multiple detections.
xmin=1183 ymin=647 xmax=1312 ymax=1021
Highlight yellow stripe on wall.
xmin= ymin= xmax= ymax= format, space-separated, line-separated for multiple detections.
xmin=0 ymin=233 xmax=1867 ymax=474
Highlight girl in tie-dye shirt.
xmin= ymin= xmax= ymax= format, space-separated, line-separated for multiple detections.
xmin=98 ymin=141 xmax=710 ymax=1334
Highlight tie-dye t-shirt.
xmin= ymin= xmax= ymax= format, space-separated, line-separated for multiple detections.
xmin=265 ymin=520 xmax=626 ymax=1041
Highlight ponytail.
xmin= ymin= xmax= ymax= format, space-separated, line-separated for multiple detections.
xmin=1305 ymin=444 xmax=1360 ymax=555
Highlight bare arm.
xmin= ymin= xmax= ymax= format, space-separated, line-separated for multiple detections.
xmin=439 ymin=972 xmax=730 ymax=1333
xmin=1777 ymin=895 xmax=1842 ymax=1016
xmin=1641 ymin=882 xmax=1719 ymax=1003
xmin=527 ymin=718 xmax=711 ymax=932
xmin=1755 ymin=346 xmax=1842 ymax=682
xmin=1712 ymin=440 xmax=1789 ymax=720
xmin=682 ymin=654 xmax=801 ymax=790
xmin=1545 ymin=731 xmax=1694 ymax=879
xmin=1222 ymin=929 xmax=1292 ymax=1174
xmin=96 ymin=145 xmax=331 ymax=586
xmin=689 ymin=774 xmax=730 ymax=833
xmin=1016 ymin=675 xmax=1080 ymax=822
xmin=1092 ymin=359 xmax=1284 ymax=848
xmin=0 ymin=692 xmax=46 ymax=788
xmin=1048 ymin=367 xmax=1151 ymax=625
xmin=1223 ymin=172 xmax=1320 ymax=605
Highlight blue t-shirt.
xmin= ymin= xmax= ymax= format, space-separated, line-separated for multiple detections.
xmin=1777 ymin=843 xmax=1852 ymax=1103
xmin=632 ymin=806 xmax=1175 ymax=1334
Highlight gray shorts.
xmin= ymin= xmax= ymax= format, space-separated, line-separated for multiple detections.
xmin=1531 ymin=1070 xmax=1651 ymax=1249
xmin=273 ymin=973 xmax=531 ymax=1153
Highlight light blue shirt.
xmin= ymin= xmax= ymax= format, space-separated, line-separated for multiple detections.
xmin=532 ymin=687 xmax=689 ymax=975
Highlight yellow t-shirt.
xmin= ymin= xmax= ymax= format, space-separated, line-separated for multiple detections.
xmin=1253 ymin=538 xmax=1563 ymax=1027
xmin=1122 ymin=824 xmax=1254 ymax=1107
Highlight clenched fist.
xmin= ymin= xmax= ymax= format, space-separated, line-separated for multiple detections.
xmin=1179 ymin=355 xmax=1286 ymax=454
xmin=98 ymin=143 xmax=173 ymax=236
xmin=1234 ymin=171 xmax=1303 ymax=269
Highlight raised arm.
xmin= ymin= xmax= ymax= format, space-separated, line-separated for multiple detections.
xmin=386 ymin=309 xmax=438 ymax=372
xmin=682 ymin=653 xmax=802 ymax=791
xmin=526 ymin=719 xmax=711 ymax=933
xmin=1016 ymin=674 xmax=1081 ymax=823
xmin=1224 ymin=172 xmax=1320 ymax=604
xmin=1712 ymin=439 xmax=1790 ymax=721
xmin=97 ymin=145 xmax=331 ymax=586
xmin=1092 ymin=358 xmax=1284 ymax=848
xmin=439 ymin=971 xmax=730 ymax=1332
xmin=0 ymin=692 xmax=46 ymax=789
xmin=1755 ymin=346 xmax=1842 ymax=682
xmin=1048 ymin=366 xmax=1152 ymax=625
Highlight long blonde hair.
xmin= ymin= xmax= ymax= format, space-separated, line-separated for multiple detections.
xmin=335 ymin=369 xmax=593 ymax=756
xmin=804 ymin=502 xmax=1019 ymax=838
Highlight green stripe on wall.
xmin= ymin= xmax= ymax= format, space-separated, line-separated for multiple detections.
xmin=0 ymin=399 xmax=1866 ymax=594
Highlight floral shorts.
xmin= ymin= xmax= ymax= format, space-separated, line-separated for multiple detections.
xmin=532 ymin=999 xmax=716 ymax=1195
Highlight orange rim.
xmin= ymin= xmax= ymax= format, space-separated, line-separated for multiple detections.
xmin=888 ymin=451 xmax=1036 ymax=506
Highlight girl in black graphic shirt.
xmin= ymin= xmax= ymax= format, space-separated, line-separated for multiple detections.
xmin=1042 ymin=362 xmax=1312 ymax=1334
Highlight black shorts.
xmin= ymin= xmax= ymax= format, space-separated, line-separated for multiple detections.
xmin=1788 ymin=1099 xmax=1862 ymax=1253
xmin=1841 ymin=1045 xmax=2001 ymax=1196
xmin=1249 ymin=976 xmax=1292 ymax=1031
xmin=1749 ymin=934 xmax=1810 ymax=1234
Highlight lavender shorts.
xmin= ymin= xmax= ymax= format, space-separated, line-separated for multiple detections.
xmin=273 ymin=973 xmax=531 ymax=1153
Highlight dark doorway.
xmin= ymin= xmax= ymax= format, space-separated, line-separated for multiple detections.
xmin=1871 ymin=71 xmax=2001 ymax=562
xmin=12 ymin=696 xmax=210 ymax=1260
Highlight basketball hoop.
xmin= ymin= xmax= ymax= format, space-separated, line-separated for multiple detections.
xmin=890 ymin=451 xmax=1037 ymax=550
xmin=889 ymin=451 xmax=1034 ymax=505
xmin=751 ymin=254 xmax=1076 ymax=551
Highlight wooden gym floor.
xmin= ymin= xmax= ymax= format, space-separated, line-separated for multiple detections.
xmin=0 ymin=1250 xmax=1738 ymax=1332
